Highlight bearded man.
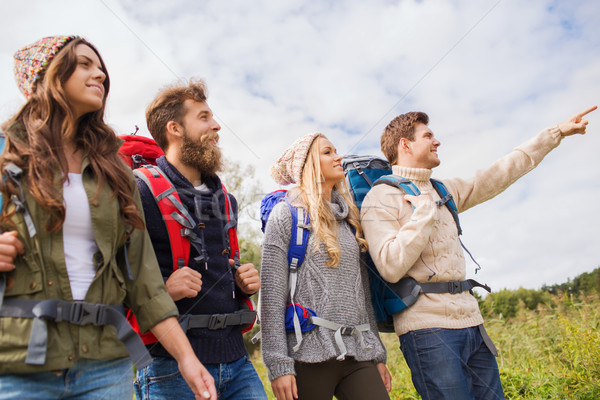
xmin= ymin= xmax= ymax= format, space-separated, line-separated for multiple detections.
xmin=134 ymin=79 xmax=266 ymax=400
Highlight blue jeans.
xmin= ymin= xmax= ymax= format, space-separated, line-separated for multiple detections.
xmin=0 ymin=357 xmax=133 ymax=400
xmin=135 ymin=355 xmax=267 ymax=400
xmin=400 ymin=326 xmax=504 ymax=400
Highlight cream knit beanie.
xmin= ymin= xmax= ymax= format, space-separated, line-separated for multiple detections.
xmin=270 ymin=133 xmax=321 ymax=185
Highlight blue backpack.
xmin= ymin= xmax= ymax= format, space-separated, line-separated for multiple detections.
xmin=342 ymin=155 xmax=489 ymax=332
xmin=260 ymin=190 xmax=372 ymax=359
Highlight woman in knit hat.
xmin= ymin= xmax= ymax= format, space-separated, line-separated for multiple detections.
xmin=0 ymin=36 xmax=216 ymax=399
xmin=261 ymin=133 xmax=391 ymax=400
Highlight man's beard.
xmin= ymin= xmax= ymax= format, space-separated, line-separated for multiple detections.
xmin=180 ymin=130 xmax=223 ymax=176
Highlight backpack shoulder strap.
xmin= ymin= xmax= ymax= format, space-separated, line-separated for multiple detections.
xmin=135 ymin=165 xmax=195 ymax=270
xmin=430 ymin=179 xmax=462 ymax=235
xmin=373 ymin=175 xmax=421 ymax=197
xmin=282 ymin=199 xmax=310 ymax=352
xmin=429 ymin=179 xmax=481 ymax=270
xmin=221 ymin=184 xmax=240 ymax=267
xmin=284 ymin=200 xmax=310 ymax=270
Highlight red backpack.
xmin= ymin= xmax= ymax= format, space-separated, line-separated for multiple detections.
xmin=118 ymin=134 xmax=255 ymax=344
xmin=119 ymin=134 xmax=163 ymax=168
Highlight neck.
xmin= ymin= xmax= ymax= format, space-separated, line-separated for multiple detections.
xmin=321 ymin=182 xmax=334 ymax=202
xmin=395 ymin=157 xmax=424 ymax=169
xmin=63 ymin=140 xmax=83 ymax=174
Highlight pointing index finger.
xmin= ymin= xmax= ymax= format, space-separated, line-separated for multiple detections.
xmin=577 ymin=105 xmax=598 ymax=119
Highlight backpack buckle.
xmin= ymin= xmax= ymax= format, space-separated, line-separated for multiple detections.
xmin=339 ymin=326 xmax=355 ymax=336
xmin=208 ymin=314 xmax=227 ymax=330
xmin=69 ymin=303 xmax=104 ymax=326
xmin=447 ymin=281 xmax=463 ymax=294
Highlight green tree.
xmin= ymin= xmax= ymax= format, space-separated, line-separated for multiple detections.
xmin=221 ymin=156 xmax=264 ymax=268
xmin=221 ymin=157 xmax=265 ymax=353
xmin=542 ymin=267 xmax=600 ymax=297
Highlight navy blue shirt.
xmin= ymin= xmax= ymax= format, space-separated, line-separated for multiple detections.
xmin=137 ymin=156 xmax=247 ymax=364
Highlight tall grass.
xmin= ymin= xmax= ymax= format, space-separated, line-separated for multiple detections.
xmin=250 ymin=295 xmax=600 ymax=399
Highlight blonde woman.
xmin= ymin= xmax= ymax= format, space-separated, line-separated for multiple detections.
xmin=261 ymin=133 xmax=391 ymax=400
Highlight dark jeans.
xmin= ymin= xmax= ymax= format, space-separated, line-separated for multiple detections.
xmin=294 ymin=357 xmax=389 ymax=400
xmin=400 ymin=326 xmax=505 ymax=400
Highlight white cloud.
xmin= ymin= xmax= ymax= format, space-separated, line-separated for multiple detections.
xmin=1 ymin=0 xmax=598 ymax=290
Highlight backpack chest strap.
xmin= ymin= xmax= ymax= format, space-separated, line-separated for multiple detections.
xmin=418 ymin=279 xmax=490 ymax=294
xmin=309 ymin=316 xmax=371 ymax=360
xmin=178 ymin=309 xmax=256 ymax=331
xmin=0 ymin=298 xmax=152 ymax=369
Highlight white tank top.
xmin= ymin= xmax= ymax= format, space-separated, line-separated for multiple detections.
xmin=62 ymin=173 xmax=98 ymax=300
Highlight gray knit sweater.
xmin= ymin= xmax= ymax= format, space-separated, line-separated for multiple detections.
xmin=260 ymin=191 xmax=387 ymax=381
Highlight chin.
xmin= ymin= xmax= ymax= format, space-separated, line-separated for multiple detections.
xmin=428 ymin=159 xmax=441 ymax=168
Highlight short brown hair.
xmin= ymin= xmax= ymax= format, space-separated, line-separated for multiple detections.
xmin=146 ymin=79 xmax=208 ymax=151
xmin=380 ymin=111 xmax=429 ymax=164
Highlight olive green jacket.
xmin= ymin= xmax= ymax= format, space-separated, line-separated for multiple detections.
xmin=0 ymin=126 xmax=177 ymax=374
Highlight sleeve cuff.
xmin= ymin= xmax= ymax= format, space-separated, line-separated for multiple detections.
xmin=135 ymin=290 xmax=178 ymax=333
xmin=267 ymin=359 xmax=296 ymax=381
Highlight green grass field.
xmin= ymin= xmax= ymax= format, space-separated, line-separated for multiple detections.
xmin=250 ymin=295 xmax=600 ymax=400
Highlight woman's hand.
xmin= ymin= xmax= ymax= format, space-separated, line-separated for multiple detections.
xmin=0 ymin=231 xmax=24 ymax=272
xmin=376 ymin=362 xmax=392 ymax=392
xmin=558 ymin=106 xmax=597 ymax=137
xmin=271 ymin=374 xmax=298 ymax=400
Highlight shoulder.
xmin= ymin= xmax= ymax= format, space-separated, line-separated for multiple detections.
xmin=362 ymin=181 xmax=405 ymax=208
xmin=264 ymin=200 xmax=295 ymax=236
xmin=219 ymin=180 xmax=238 ymax=208
xmin=269 ymin=201 xmax=293 ymax=225
xmin=263 ymin=200 xmax=296 ymax=250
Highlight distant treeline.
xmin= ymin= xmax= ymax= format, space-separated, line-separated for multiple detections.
xmin=541 ymin=267 xmax=600 ymax=296
xmin=478 ymin=267 xmax=599 ymax=319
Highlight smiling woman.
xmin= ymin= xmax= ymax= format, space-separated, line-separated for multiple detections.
xmin=0 ymin=36 xmax=216 ymax=399
xmin=62 ymin=44 xmax=107 ymax=120
xmin=260 ymin=133 xmax=392 ymax=400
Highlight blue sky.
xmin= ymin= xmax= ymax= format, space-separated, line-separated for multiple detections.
xmin=1 ymin=0 xmax=599 ymax=291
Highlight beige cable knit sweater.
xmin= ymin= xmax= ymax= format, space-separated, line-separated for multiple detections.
xmin=360 ymin=126 xmax=563 ymax=335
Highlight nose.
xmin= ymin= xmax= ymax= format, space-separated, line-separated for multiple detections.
xmin=433 ymin=137 xmax=441 ymax=147
xmin=93 ymin=67 xmax=106 ymax=83
xmin=212 ymin=118 xmax=221 ymax=132
xmin=334 ymin=153 xmax=342 ymax=161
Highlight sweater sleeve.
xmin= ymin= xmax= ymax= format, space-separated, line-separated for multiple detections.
xmin=360 ymin=184 xmax=438 ymax=283
xmin=443 ymin=126 xmax=563 ymax=213
xmin=260 ymin=202 xmax=297 ymax=381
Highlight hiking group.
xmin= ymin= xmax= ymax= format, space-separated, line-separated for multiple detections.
xmin=0 ymin=34 xmax=594 ymax=400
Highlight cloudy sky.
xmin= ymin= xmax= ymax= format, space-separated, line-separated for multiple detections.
xmin=1 ymin=0 xmax=598 ymax=291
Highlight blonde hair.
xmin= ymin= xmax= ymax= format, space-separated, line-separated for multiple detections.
xmin=290 ymin=134 xmax=368 ymax=267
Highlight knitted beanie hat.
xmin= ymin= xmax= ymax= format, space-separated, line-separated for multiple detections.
xmin=270 ymin=132 xmax=321 ymax=185
xmin=13 ymin=35 xmax=79 ymax=99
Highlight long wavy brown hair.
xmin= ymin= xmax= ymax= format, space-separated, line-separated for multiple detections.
xmin=0 ymin=38 xmax=144 ymax=233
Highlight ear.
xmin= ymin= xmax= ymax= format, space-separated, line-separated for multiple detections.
xmin=166 ymin=120 xmax=183 ymax=139
xmin=399 ymin=138 xmax=411 ymax=153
